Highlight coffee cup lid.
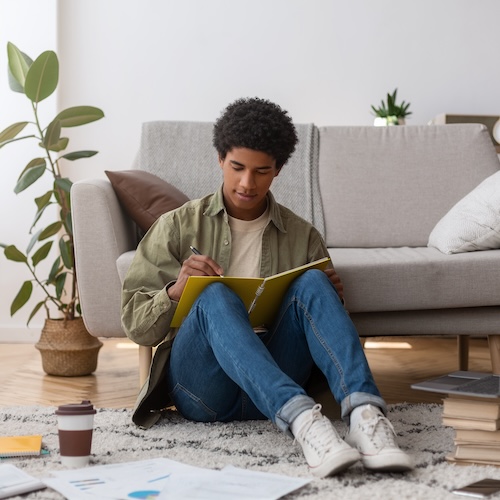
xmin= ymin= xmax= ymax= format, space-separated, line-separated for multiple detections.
xmin=55 ymin=400 xmax=96 ymax=416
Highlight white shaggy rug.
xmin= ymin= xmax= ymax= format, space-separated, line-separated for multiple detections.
xmin=2 ymin=403 xmax=500 ymax=499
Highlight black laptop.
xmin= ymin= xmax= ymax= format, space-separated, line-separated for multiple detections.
xmin=411 ymin=371 xmax=500 ymax=399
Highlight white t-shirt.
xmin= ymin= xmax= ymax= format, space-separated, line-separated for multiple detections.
xmin=227 ymin=207 xmax=270 ymax=277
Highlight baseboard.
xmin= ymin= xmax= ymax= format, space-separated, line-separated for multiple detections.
xmin=0 ymin=325 xmax=43 ymax=343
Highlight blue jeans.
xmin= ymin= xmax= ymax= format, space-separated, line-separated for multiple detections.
xmin=167 ymin=270 xmax=386 ymax=436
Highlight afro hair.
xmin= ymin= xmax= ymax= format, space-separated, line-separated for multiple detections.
xmin=213 ymin=97 xmax=298 ymax=169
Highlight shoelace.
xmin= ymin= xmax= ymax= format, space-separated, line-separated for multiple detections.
xmin=294 ymin=404 xmax=343 ymax=456
xmin=358 ymin=413 xmax=397 ymax=449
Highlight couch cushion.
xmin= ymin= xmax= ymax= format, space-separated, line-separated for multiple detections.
xmin=105 ymin=170 xmax=189 ymax=233
xmin=116 ymin=250 xmax=136 ymax=284
xmin=330 ymin=246 xmax=500 ymax=313
xmin=319 ymin=124 xmax=499 ymax=247
xmin=118 ymin=246 xmax=500 ymax=315
xmin=428 ymin=170 xmax=500 ymax=254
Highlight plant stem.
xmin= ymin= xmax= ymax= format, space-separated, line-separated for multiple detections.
xmin=26 ymin=260 xmax=63 ymax=314
xmin=31 ymin=102 xmax=76 ymax=321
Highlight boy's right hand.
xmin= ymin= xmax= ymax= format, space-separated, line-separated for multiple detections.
xmin=166 ymin=254 xmax=224 ymax=301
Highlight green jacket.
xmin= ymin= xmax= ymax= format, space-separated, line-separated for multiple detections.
xmin=122 ymin=186 xmax=330 ymax=428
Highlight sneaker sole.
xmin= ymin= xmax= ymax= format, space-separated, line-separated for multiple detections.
xmin=310 ymin=448 xmax=361 ymax=478
xmin=361 ymin=452 xmax=413 ymax=472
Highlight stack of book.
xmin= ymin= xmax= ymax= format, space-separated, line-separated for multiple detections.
xmin=442 ymin=396 xmax=500 ymax=465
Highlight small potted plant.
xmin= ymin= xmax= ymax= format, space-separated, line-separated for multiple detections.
xmin=0 ymin=42 xmax=104 ymax=376
xmin=371 ymin=88 xmax=412 ymax=126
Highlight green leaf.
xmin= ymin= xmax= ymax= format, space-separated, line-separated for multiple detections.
xmin=61 ymin=150 xmax=98 ymax=161
xmin=26 ymin=228 xmax=43 ymax=255
xmin=0 ymin=122 xmax=28 ymax=146
xmin=48 ymin=256 xmax=62 ymax=283
xmin=17 ymin=157 xmax=46 ymax=182
xmin=387 ymin=92 xmax=395 ymax=115
xmin=27 ymin=301 xmax=45 ymax=325
xmin=55 ymin=106 xmax=104 ymax=127
xmin=53 ymin=187 xmax=61 ymax=206
xmin=14 ymin=162 xmax=46 ymax=194
xmin=47 ymin=137 xmax=69 ymax=152
xmin=55 ymin=273 xmax=66 ymax=299
xmin=7 ymin=42 xmax=31 ymax=90
xmin=65 ymin=211 xmax=73 ymax=236
xmin=0 ymin=134 xmax=35 ymax=149
xmin=4 ymin=245 xmax=27 ymax=263
xmin=31 ymin=191 xmax=54 ymax=231
xmin=55 ymin=177 xmax=72 ymax=193
xmin=24 ymin=50 xmax=58 ymax=103
xmin=11 ymin=281 xmax=33 ymax=316
xmin=60 ymin=202 xmax=71 ymax=226
xmin=43 ymin=119 xmax=61 ymax=150
xmin=39 ymin=221 xmax=62 ymax=240
xmin=32 ymin=240 xmax=53 ymax=267
xmin=35 ymin=191 xmax=53 ymax=211
xmin=59 ymin=238 xmax=73 ymax=269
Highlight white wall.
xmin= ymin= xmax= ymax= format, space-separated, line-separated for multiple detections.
xmin=1 ymin=0 xmax=500 ymax=341
xmin=0 ymin=0 xmax=57 ymax=342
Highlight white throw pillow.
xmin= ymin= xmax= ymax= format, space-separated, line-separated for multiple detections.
xmin=428 ymin=170 xmax=500 ymax=254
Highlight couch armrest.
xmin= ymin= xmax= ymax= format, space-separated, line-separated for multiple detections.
xmin=72 ymin=179 xmax=137 ymax=337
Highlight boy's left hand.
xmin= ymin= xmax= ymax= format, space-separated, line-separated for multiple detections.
xmin=324 ymin=268 xmax=344 ymax=303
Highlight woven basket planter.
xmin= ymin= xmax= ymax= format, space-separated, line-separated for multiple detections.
xmin=35 ymin=318 xmax=103 ymax=377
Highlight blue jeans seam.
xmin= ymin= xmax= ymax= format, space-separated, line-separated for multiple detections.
xmin=170 ymin=382 xmax=217 ymax=421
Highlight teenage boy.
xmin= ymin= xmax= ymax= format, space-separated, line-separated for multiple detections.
xmin=122 ymin=97 xmax=413 ymax=477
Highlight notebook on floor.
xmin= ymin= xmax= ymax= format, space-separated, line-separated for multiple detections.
xmin=411 ymin=371 xmax=500 ymax=399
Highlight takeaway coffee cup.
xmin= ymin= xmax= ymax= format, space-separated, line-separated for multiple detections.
xmin=55 ymin=400 xmax=96 ymax=467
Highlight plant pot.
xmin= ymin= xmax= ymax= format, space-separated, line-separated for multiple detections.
xmin=35 ymin=318 xmax=103 ymax=377
xmin=374 ymin=116 xmax=405 ymax=126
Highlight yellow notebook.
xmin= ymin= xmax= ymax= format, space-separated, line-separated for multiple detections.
xmin=0 ymin=435 xmax=42 ymax=458
xmin=171 ymin=257 xmax=331 ymax=328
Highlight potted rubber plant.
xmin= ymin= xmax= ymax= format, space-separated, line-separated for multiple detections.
xmin=0 ymin=42 xmax=104 ymax=376
xmin=371 ymin=88 xmax=412 ymax=126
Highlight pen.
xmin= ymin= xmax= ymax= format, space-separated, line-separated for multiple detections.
xmin=247 ymin=282 xmax=265 ymax=315
xmin=189 ymin=245 xmax=202 ymax=255
xmin=190 ymin=246 xmax=224 ymax=277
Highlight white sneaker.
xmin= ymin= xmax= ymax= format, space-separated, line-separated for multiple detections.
xmin=294 ymin=404 xmax=360 ymax=477
xmin=346 ymin=405 xmax=413 ymax=472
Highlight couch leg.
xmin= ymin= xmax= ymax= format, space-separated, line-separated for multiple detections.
xmin=457 ymin=336 xmax=469 ymax=371
xmin=488 ymin=336 xmax=500 ymax=374
xmin=139 ymin=345 xmax=153 ymax=387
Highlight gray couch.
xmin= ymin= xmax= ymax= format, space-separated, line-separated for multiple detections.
xmin=72 ymin=122 xmax=500 ymax=385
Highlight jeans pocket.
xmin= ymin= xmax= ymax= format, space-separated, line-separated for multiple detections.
xmin=169 ymin=383 xmax=218 ymax=422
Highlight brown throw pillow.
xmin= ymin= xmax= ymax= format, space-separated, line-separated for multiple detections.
xmin=105 ymin=170 xmax=189 ymax=232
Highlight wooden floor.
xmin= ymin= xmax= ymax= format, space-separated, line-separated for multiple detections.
xmin=0 ymin=336 xmax=493 ymax=409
